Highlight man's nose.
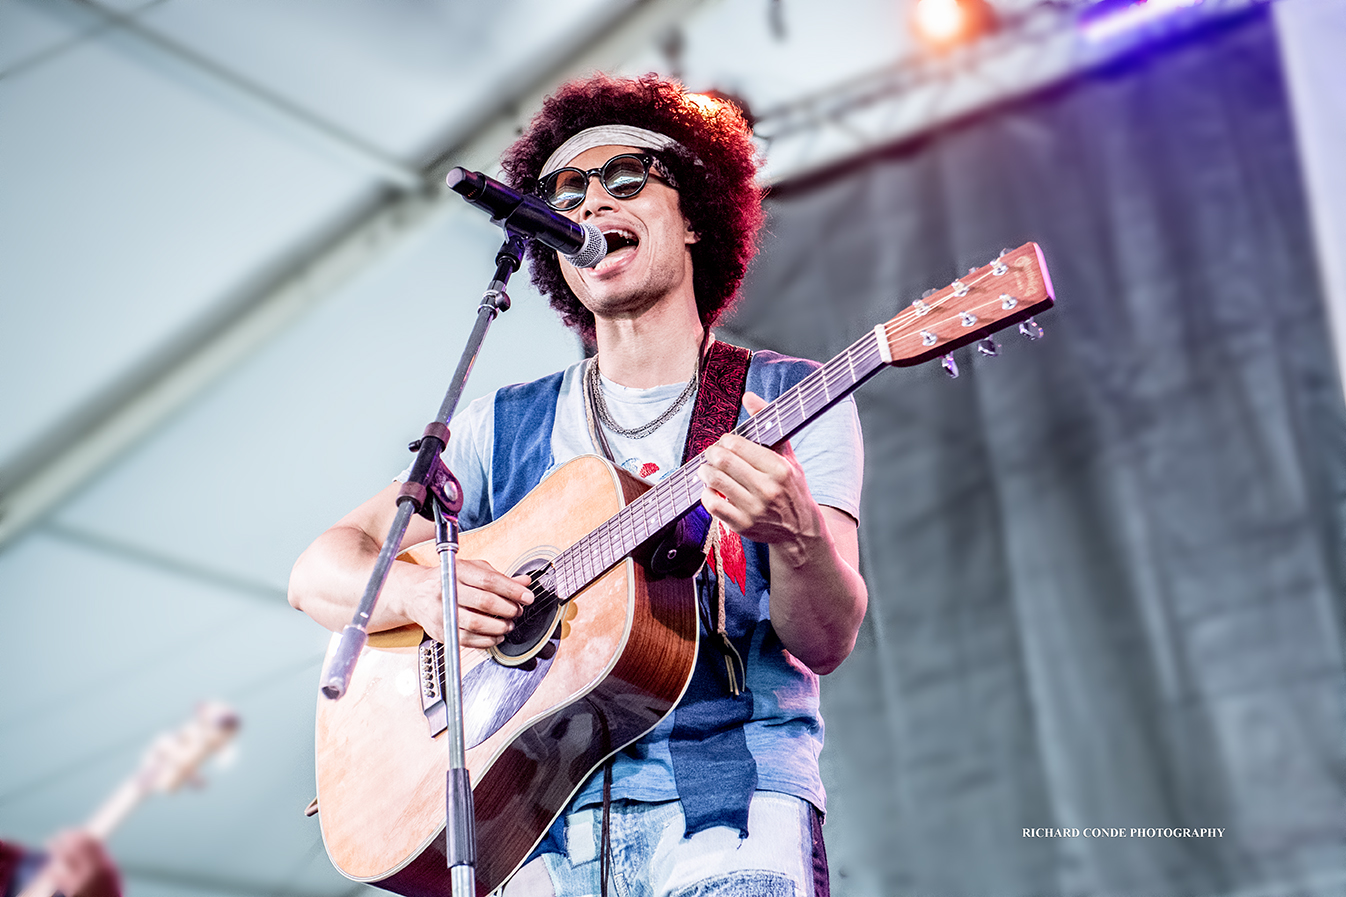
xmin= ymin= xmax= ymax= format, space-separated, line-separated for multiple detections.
xmin=575 ymin=174 xmax=616 ymax=220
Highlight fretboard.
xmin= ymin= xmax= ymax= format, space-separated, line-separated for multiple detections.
xmin=546 ymin=329 xmax=889 ymax=599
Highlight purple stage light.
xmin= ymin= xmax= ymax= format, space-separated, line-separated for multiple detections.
xmin=1082 ymin=0 xmax=1205 ymax=43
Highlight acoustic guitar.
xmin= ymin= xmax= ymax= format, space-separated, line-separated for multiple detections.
xmin=314 ymin=243 xmax=1055 ymax=897
xmin=16 ymin=702 xmax=239 ymax=897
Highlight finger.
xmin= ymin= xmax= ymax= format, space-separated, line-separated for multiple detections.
xmin=716 ymin=431 xmax=795 ymax=473
xmin=458 ymin=606 xmax=514 ymax=634
xmin=45 ymin=832 xmax=96 ymax=894
xmin=702 ymin=440 xmax=788 ymax=504
xmin=458 ymin=585 xmax=531 ymax=621
xmin=458 ymin=560 xmax=534 ymax=606
xmin=773 ymin=436 xmax=801 ymax=465
xmin=457 ymin=607 xmax=514 ymax=644
xmin=459 ymin=629 xmax=504 ymax=649
xmin=701 ymin=486 xmax=752 ymax=534
xmin=697 ymin=462 xmax=765 ymax=519
xmin=47 ymin=830 xmax=96 ymax=865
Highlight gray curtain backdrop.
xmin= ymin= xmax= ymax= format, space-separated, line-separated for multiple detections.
xmin=726 ymin=10 xmax=1346 ymax=897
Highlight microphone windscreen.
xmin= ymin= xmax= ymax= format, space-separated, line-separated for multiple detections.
xmin=562 ymin=222 xmax=607 ymax=269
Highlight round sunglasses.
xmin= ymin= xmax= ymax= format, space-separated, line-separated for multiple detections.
xmin=537 ymin=153 xmax=677 ymax=212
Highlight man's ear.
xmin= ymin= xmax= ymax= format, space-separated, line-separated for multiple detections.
xmin=684 ymin=218 xmax=699 ymax=244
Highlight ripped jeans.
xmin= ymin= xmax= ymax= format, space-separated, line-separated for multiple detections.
xmin=501 ymin=791 xmax=829 ymax=897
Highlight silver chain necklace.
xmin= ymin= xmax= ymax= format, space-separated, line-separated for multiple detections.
xmin=585 ymin=342 xmax=704 ymax=440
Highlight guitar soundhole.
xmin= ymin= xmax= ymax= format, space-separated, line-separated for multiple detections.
xmin=489 ymin=559 xmax=564 ymax=667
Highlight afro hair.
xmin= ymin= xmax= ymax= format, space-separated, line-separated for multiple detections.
xmin=500 ymin=74 xmax=764 ymax=340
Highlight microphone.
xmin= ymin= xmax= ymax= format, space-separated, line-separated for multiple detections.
xmin=445 ymin=167 xmax=607 ymax=268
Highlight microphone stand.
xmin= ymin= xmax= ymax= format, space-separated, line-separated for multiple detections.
xmin=319 ymin=231 xmax=528 ymax=897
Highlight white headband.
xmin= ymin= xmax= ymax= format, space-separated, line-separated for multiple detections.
xmin=540 ymin=125 xmax=684 ymax=177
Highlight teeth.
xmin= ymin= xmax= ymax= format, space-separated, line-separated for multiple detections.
xmin=602 ymin=228 xmax=638 ymax=251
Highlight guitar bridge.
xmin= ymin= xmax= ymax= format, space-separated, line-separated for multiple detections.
xmin=419 ymin=636 xmax=448 ymax=738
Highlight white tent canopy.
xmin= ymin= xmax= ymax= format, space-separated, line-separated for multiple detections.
xmin=1 ymin=1 xmax=1342 ymax=895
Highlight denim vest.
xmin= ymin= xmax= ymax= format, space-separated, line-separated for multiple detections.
xmin=485 ymin=351 xmax=826 ymax=839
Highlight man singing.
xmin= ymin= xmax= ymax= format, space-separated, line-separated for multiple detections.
xmin=289 ymin=73 xmax=867 ymax=897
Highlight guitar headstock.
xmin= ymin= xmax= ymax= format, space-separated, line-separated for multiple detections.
xmin=135 ymin=701 xmax=241 ymax=795
xmin=876 ymin=242 xmax=1055 ymax=368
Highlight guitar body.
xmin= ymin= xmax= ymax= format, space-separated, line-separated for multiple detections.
xmin=314 ymin=455 xmax=699 ymax=897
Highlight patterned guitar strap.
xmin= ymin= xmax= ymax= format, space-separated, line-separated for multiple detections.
xmin=678 ymin=338 xmax=753 ymax=694
xmin=586 ymin=337 xmax=753 ymax=897
xmin=582 ymin=337 xmax=753 ymax=687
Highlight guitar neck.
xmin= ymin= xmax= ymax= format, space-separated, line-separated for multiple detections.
xmin=85 ymin=777 xmax=147 ymax=840
xmin=547 ymin=330 xmax=889 ymax=597
xmin=542 ymin=241 xmax=1054 ymax=599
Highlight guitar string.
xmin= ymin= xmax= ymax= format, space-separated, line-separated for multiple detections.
xmin=551 ymin=260 xmax=1018 ymax=597
xmin=538 ymin=256 xmax=1028 ymax=608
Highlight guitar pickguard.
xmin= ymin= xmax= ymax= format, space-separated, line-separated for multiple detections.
xmin=461 ymin=631 xmax=560 ymax=749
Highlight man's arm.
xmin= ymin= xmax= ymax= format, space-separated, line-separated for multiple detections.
xmin=288 ymin=481 xmax=532 ymax=647
xmin=696 ymin=392 xmax=868 ymax=675
xmin=2 ymin=831 xmax=122 ymax=897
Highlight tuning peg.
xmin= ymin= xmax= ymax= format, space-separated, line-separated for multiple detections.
xmin=941 ymin=353 xmax=959 ymax=378
xmin=999 ymin=247 xmax=1012 ymax=258
xmin=922 ymin=288 xmax=936 ymax=299
xmin=1019 ymin=318 xmax=1044 ymax=340
xmin=976 ymin=337 xmax=999 ymax=357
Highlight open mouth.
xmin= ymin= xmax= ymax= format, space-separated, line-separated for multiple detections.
xmin=602 ymin=228 xmax=639 ymax=255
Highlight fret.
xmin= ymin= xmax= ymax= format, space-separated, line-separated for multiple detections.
xmin=556 ymin=559 xmax=569 ymax=598
xmin=582 ymin=538 xmax=597 ymax=583
xmin=647 ymin=488 xmax=664 ymax=535
xmin=826 ymin=366 xmax=844 ymax=401
xmin=572 ymin=540 xmax=587 ymax=586
xmin=682 ymin=469 xmax=700 ymax=507
xmin=560 ymin=548 xmax=576 ymax=593
xmin=646 ymin=496 xmax=660 ymax=536
xmin=838 ymin=353 xmax=851 ymax=384
xmin=589 ymin=529 xmax=603 ymax=566
xmin=599 ymin=524 xmax=618 ymax=570
xmin=663 ymin=476 xmax=678 ymax=526
xmin=627 ymin=509 xmax=641 ymax=549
